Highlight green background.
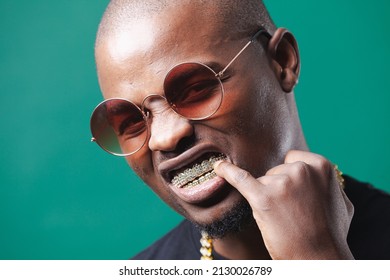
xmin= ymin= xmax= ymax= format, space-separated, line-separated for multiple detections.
xmin=1 ymin=0 xmax=389 ymax=260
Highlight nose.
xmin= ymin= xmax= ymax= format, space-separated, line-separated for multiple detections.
xmin=146 ymin=99 xmax=194 ymax=152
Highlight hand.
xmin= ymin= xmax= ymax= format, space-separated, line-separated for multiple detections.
xmin=214 ymin=150 xmax=355 ymax=259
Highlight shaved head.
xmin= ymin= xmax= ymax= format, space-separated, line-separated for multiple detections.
xmin=96 ymin=0 xmax=276 ymax=48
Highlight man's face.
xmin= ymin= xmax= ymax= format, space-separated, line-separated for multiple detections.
xmin=95 ymin=5 xmax=294 ymax=228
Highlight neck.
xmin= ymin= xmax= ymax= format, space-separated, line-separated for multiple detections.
xmin=287 ymin=93 xmax=308 ymax=152
xmin=212 ymin=223 xmax=271 ymax=260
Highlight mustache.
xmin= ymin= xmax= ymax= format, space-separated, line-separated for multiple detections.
xmin=155 ymin=133 xmax=199 ymax=162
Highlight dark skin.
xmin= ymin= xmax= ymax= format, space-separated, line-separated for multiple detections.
xmin=95 ymin=3 xmax=354 ymax=259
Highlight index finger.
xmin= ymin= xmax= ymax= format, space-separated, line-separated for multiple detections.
xmin=213 ymin=160 xmax=264 ymax=199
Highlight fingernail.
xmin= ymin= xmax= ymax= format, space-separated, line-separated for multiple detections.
xmin=213 ymin=160 xmax=223 ymax=170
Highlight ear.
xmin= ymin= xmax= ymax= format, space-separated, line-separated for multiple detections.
xmin=267 ymin=28 xmax=300 ymax=93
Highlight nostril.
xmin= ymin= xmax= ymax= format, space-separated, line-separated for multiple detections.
xmin=148 ymin=114 xmax=194 ymax=152
xmin=174 ymin=133 xmax=196 ymax=153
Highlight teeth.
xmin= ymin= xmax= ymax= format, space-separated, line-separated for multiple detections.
xmin=185 ymin=170 xmax=217 ymax=188
xmin=171 ymin=154 xmax=226 ymax=188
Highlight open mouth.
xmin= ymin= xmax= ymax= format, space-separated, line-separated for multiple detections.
xmin=171 ymin=153 xmax=226 ymax=189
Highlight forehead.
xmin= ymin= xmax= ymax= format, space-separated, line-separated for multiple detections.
xmin=95 ymin=4 xmax=240 ymax=103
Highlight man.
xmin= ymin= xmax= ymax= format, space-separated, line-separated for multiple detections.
xmin=90 ymin=0 xmax=390 ymax=259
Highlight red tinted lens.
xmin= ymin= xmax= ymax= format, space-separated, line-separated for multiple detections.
xmin=90 ymin=99 xmax=148 ymax=156
xmin=164 ymin=63 xmax=223 ymax=119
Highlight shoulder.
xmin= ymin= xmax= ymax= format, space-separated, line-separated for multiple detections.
xmin=131 ymin=219 xmax=202 ymax=260
xmin=344 ymin=175 xmax=390 ymax=259
xmin=345 ymin=175 xmax=390 ymax=205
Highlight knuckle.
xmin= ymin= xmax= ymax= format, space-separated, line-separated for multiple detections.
xmin=316 ymin=155 xmax=332 ymax=172
xmin=276 ymin=174 xmax=293 ymax=188
xmin=232 ymin=169 xmax=252 ymax=184
xmin=291 ymin=161 xmax=309 ymax=178
xmin=273 ymin=175 xmax=292 ymax=198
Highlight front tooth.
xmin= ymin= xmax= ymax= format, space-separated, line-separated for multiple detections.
xmin=172 ymin=154 xmax=226 ymax=188
xmin=201 ymin=160 xmax=209 ymax=172
xmin=194 ymin=164 xmax=202 ymax=173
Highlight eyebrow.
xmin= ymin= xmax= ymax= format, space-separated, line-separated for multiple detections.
xmin=118 ymin=117 xmax=133 ymax=136
xmin=203 ymin=61 xmax=225 ymax=73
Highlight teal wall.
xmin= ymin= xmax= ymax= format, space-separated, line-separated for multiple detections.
xmin=0 ymin=0 xmax=389 ymax=259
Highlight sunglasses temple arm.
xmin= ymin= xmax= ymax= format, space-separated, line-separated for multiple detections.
xmin=217 ymin=29 xmax=268 ymax=78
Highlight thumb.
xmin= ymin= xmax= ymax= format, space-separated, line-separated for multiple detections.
xmin=213 ymin=161 xmax=264 ymax=199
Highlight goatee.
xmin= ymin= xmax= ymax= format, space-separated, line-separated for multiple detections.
xmin=192 ymin=200 xmax=254 ymax=239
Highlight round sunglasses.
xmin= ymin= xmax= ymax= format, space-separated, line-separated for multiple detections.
xmin=90 ymin=28 xmax=270 ymax=156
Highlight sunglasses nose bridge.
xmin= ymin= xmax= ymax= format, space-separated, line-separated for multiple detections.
xmin=140 ymin=94 xmax=168 ymax=113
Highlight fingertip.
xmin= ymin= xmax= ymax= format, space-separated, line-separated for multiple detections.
xmin=284 ymin=150 xmax=300 ymax=163
xmin=213 ymin=159 xmax=225 ymax=173
xmin=213 ymin=159 xmax=222 ymax=168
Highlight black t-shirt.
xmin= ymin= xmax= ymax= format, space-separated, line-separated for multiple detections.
xmin=132 ymin=175 xmax=390 ymax=260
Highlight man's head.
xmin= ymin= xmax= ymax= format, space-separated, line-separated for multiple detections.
xmin=93 ymin=0 xmax=304 ymax=237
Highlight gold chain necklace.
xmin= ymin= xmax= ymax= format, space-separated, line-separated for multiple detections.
xmin=200 ymin=231 xmax=213 ymax=260
xmin=333 ymin=164 xmax=345 ymax=189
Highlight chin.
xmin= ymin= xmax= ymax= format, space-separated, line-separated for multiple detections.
xmin=188 ymin=198 xmax=254 ymax=239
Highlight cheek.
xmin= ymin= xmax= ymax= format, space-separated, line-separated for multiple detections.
xmin=126 ymin=147 xmax=155 ymax=184
xmin=215 ymin=73 xmax=281 ymax=136
xmin=126 ymin=149 xmax=181 ymax=212
xmin=125 ymin=147 xmax=173 ymax=201
xmin=209 ymin=73 xmax=289 ymax=175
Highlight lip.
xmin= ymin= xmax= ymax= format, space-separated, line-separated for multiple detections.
xmin=158 ymin=143 xmax=230 ymax=204
xmin=171 ymin=175 xmax=228 ymax=204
